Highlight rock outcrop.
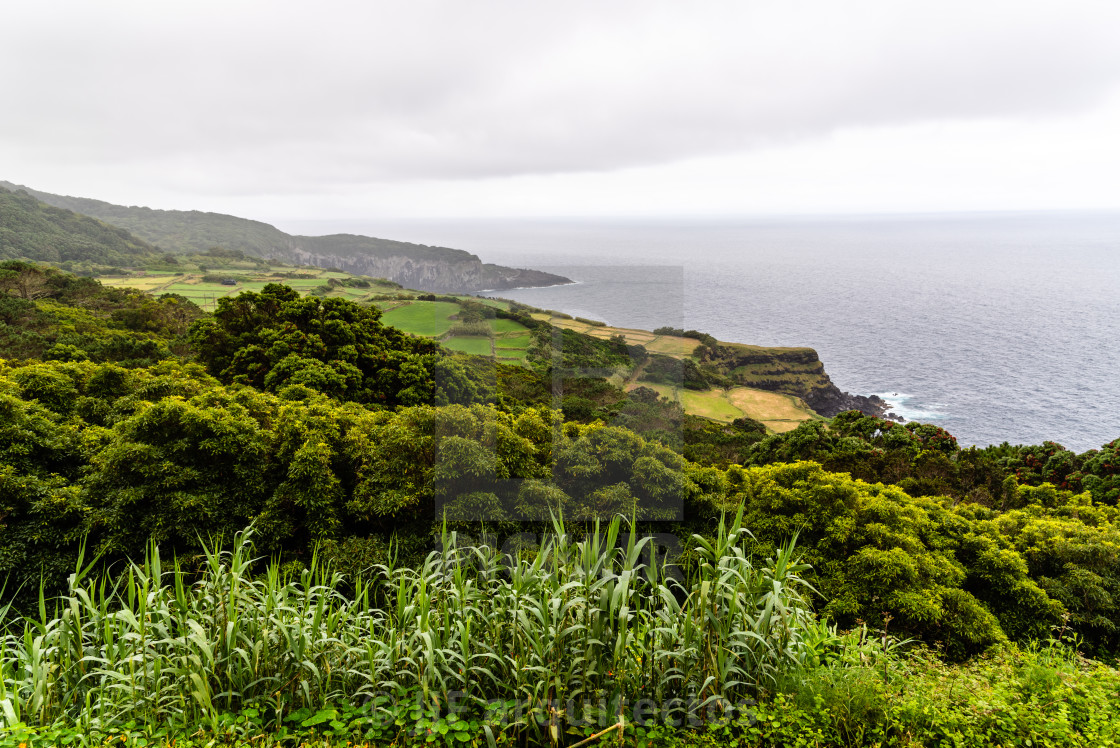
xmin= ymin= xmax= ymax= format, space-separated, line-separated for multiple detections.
xmin=804 ymin=386 xmax=894 ymax=419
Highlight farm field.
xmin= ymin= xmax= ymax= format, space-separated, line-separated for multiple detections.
xmin=102 ymin=274 xmax=805 ymax=390
xmin=495 ymin=334 xmax=532 ymax=349
xmin=630 ymin=382 xmax=819 ymax=433
xmin=374 ymin=300 xmax=535 ymax=364
xmin=491 ymin=317 xmax=529 ymax=334
xmin=443 ymin=336 xmax=494 ymax=356
xmin=100 ymin=270 xmax=404 ymax=311
xmin=99 ymin=270 xmax=541 ymax=365
xmin=380 ymin=301 xmax=461 ymax=336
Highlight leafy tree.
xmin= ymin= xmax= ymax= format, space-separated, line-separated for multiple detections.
xmin=188 ymin=284 xmax=466 ymax=406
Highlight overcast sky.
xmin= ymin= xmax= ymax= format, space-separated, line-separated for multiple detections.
xmin=4 ymin=0 xmax=1120 ymax=221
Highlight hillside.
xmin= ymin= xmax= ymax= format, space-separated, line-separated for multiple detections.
xmin=0 ymin=180 xmax=570 ymax=293
xmin=91 ymin=262 xmax=882 ymax=431
xmin=91 ymin=265 xmax=819 ymax=431
xmin=0 ymin=186 xmax=162 ymax=267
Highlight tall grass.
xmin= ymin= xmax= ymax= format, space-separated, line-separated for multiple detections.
xmin=0 ymin=509 xmax=821 ymax=740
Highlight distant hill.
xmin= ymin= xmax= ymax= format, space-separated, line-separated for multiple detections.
xmin=0 ymin=186 xmax=161 ymax=267
xmin=0 ymin=181 xmax=570 ymax=293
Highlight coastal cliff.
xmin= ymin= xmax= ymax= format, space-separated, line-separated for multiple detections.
xmin=0 ymin=181 xmax=571 ymax=294
xmin=699 ymin=341 xmax=894 ymax=419
xmin=283 ymin=235 xmax=569 ymax=293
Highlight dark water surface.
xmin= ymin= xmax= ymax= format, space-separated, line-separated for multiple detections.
xmin=284 ymin=213 xmax=1120 ymax=451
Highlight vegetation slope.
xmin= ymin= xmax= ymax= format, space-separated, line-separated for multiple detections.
xmin=0 ymin=186 xmax=163 ymax=268
xmin=2 ymin=225 xmax=1120 ymax=744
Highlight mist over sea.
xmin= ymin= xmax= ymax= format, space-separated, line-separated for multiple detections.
xmin=283 ymin=213 xmax=1120 ymax=452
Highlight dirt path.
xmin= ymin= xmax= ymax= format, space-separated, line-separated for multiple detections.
xmin=623 ymin=359 xmax=650 ymax=389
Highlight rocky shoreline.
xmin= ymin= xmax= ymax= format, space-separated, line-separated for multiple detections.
xmin=805 ymin=386 xmax=902 ymax=421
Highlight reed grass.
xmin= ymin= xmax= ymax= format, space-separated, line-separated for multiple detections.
xmin=0 ymin=509 xmax=821 ymax=741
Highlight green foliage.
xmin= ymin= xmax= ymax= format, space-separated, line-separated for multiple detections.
xmin=729 ymin=461 xmax=1062 ymax=659
xmin=746 ymin=411 xmax=1120 ymax=508
xmin=6 ymin=531 xmax=1120 ymax=748
xmin=683 ymin=415 xmax=767 ymax=467
xmin=0 ymin=187 xmax=160 ymax=266
xmin=642 ymin=353 xmax=711 ymax=390
xmin=528 ymin=326 xmax=633 ymax=372
xmin=653 ymin=326 xmax=719 ymax=348
xmin=0 ymin=515 xmax=822 ymax=744
xmin=5 ymin=263 xmax=1120 ymax=667
xmin=448 ymin=321 xmax=492 ymax=337
xmin=0 ymin=265 xmax=196 ymax=363
xmin=5 ymin=350 xmax=1120 ymax=658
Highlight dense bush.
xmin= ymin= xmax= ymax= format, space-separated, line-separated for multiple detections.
xmin=5 ymin=354 xmax=1120 ymax=657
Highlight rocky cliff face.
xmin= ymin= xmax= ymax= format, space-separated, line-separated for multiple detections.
xmin=283 ymin=246 xmax=570 ymax=294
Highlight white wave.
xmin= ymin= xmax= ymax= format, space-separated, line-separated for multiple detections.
xmin=874 ymin=392 xmax=948 ymax=422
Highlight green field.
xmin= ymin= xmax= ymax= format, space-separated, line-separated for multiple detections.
xmin=97 ymin=274 xmax=574 ymax=369
xmin=443 ymin=336 xmax=493 ymax=355
xmin=491 ymin=317 xmax=529 ymax=334
xmin=680 ymin=389 xmax=750 ymax=422
xmin=380 ymin=301 xmax=460 ymax=336
xmin=494 ymin=334 xmax=532 ymax=350
xmin=122 ymin=278 xmax=536 ymax=361
xmin=283 ymin=279 xmax=327 ymax=290
xmin=371 ymin=300 xmax=409 ymax=312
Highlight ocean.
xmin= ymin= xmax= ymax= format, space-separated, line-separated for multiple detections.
xmin=282 ymin=213 xmax=1120 ymax=452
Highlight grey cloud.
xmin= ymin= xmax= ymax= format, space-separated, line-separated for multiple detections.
xmin=3 ymin=0 xmax=1120 ymax=196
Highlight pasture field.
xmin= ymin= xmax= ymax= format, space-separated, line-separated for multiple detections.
xmin=370 ymin=299 xmax=409 ymax=312
xmin=281 ymin=279 xmax=327 ymax=291
xmin=380 ymin=301 xmax=460 ymax=336
xmin=491 ymin=317 xmax=529 ymax=334
xmin=443 ymin=336 xmax=493 ymax=356
xmin=494 ymin=334 xmax=532 ymax=350
xmin=727 ymin=388 xmax=820 ymax=427
xmin=680 ymin=389 xmax=750 ymax=422
xmin=101 ymin=275 xmax=178 ymax=292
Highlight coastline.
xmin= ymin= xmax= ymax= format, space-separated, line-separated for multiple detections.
xmin=478 ymin=279 xmax=582 ymax=295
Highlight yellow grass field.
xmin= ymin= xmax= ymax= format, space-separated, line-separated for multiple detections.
xmin=101 ymin=275 xmax=180 ymax=292
xmin=628 ymin=382 xmax=818 ymax=433
xmin=644 ymin=336 xmax=701 ymax=355
xmin=680 ymin=389 xmax=746 ymax=422
xmin=100 ymin=271 xmax=409 ymax=310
